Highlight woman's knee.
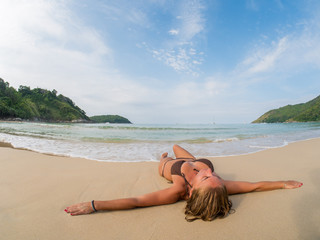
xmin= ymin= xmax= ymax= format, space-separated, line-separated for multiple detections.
xmin=173 ymin=144 xmax=180 ymax=152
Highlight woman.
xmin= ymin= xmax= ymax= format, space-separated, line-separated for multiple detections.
xmin=65 ymin=144 xmax=303 ymax=221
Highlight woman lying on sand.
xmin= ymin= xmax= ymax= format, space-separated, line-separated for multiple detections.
xmin=65 ymin=144 xmax=303 ymax=221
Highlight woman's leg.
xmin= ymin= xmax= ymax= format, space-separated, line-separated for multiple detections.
xmin=158 ymin=152 xmax=174 ymax=176
xmin=173 ymin=144 xmax=196 ymax=160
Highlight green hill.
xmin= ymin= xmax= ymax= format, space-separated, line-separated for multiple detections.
xmin=252 ymin=95 xmax=320 ymax=123
xmin=0 ymin=78 xmax=89 ymax=122
xmin=90 ymin=115 xmax=132 ymax=124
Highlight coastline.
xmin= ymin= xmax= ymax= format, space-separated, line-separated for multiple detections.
xmin=1 ymin=121 xmax=320 ymax=162
xmin=0 ymin=141 xmax=14 ymax=148
xmin=1 ymin=138 xmax=320 ymax=240
xmin=1 ymin=135 xmax=319 ymax=163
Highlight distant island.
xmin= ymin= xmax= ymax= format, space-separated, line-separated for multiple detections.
xmin=90 ymin=115 xmax=131 ymax=124
xmin=253 ymin=95 xmax=320 ymax=123
xmin=0 ymin=78 xmax=131 ymax=123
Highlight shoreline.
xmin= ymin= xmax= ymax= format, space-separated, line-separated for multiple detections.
xmin=205 ymin=136 xmax=320 ymax=159
xmin=0 ymin=141 xmax=14 ymax=148
xmin=0 ymin=136 xmax=320 ymax=162
xmin=1 ymin=138 xmax=320 ymax=239
xmin=1 ymin=121 xmax=320 ymax=162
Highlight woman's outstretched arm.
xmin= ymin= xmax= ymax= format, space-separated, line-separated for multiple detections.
xmin=224 ymin=180 xmax=303 ymax=195
xmin=65 ymin=186 xmax=184 ymax=216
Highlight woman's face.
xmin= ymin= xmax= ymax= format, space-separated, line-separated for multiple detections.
xmin=192 ymin=168 xmax=223 ymax=190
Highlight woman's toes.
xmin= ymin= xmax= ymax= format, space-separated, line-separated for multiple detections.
xmin=161 ymin=152 xmax=168 ymax=158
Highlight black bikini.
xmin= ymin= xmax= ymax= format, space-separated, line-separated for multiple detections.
xmin=161 ymin=158 xmax=214 ymax=196
xmin=171 ymin=159 xmax=214 ymax=176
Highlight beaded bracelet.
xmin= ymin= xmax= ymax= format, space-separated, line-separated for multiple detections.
xmin=91 ymin=200 xmax=97 ymax=212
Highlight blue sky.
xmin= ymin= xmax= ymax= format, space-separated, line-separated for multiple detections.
xmin=1 ymin=0 xmax=320 ymax=124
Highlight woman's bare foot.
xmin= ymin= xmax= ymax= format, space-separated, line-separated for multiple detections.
xmin=161 ymin=152 xmax=168 ymax=160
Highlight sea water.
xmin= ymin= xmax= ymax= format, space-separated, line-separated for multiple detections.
xmin=0 ymin=121 xmax=319 ymax=162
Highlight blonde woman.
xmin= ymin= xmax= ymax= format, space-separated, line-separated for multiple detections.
xmin=65 ymin=144 xmax=303 ymax=221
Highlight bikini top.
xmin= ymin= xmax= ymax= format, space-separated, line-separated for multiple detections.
xmin=171 ymin=158 xmax=214 ymax=197
xmin=171 ymin=158 xmax=214 ymax=176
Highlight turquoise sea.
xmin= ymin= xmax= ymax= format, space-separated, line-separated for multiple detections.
xmin=0 ymin=122 xmax=320 ymax=162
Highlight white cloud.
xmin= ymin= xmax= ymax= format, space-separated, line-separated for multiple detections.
xmin=236 ymin=5 xmax=320 ymax=81
xmin=168 ymin=29 xmax=179 ymax=35
xmin=150 ymin=47 xmax=203 ymax=76
xmin=204 ymin=78 xmax=229 ymax=96
xmin=165 ymin=77 xmax=229 ymax=108
xmin=100 ymin=0 xmax=206 ymax=76
xmin=241 ymin=37 xmax=288 ymax=75
xmin=148 ymin=0 xmax=206 ymax=75
xmin=178 ymin=0 xmax=205 ymax=41
xmin=127 ymin=9 xmax=149 ymax=27
xmin=100 ymin=2 xmax=149 ymax=27
xmin=287 ymin=28 xmax=320 ymax=68
xmin=189 ymin=48 xmax=197 ymax=55
xmin=0 ymin=0 xmax=156 ymax=121
xmin=212 ymin=12 xmax=320 ymax=123
xmin=0 ymin=0 xmax=235 ymax=124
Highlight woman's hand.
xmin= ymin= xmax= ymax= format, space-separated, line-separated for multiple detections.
xmin=64 ymin=202 xmax=94 ymax=216
xmin=283 ymin=180 xmax=303 ymax=189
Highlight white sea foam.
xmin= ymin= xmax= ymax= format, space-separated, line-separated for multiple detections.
xmin=0 ymin=122 xmax=320 ymax=162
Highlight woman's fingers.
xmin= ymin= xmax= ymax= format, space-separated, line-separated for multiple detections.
xmin=69 ymin=210 xmax=83 ymax=216
xmin=284 ymin=180 xmax=303 ymax=189
xmin=64 ymin=202 xmax=93 ymax=216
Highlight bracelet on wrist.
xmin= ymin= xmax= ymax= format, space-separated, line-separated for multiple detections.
xmin=91 ymin=200 xmax=97 ymax=212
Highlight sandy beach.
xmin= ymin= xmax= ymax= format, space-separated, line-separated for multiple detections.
xmin=1 ymin=138 xmax=319 ymax=240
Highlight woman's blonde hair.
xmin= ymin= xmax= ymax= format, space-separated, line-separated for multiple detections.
xmin=185 ymin=185 xmax=233 ymax=222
